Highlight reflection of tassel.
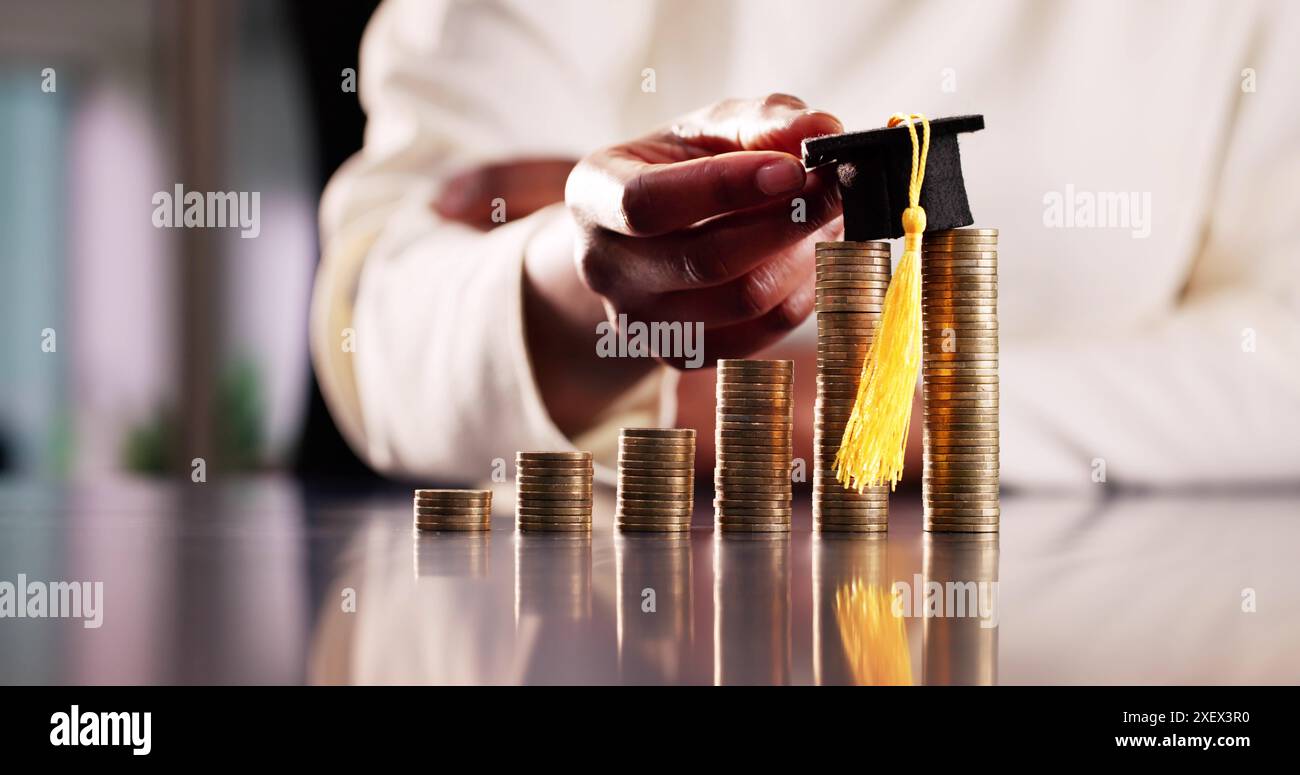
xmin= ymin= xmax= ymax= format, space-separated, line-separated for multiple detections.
xmin=833 ymin=580 xmax=912 ymax=686
xmin=835 ymin=113 xmax=930 ymax=492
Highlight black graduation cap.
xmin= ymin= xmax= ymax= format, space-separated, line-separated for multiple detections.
xmin=802 ymin=115 xmax=985 ymax=241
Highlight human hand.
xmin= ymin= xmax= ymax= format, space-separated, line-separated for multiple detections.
xmin=563 ymin=94 xmax=844 ymax=367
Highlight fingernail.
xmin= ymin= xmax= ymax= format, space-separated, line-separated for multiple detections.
xmin=755 ymin=159 xmax=805 ymax=196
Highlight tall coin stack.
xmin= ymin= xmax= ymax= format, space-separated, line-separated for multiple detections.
xmin=616 ymin=428 xmax=696 ymax=532
xmin=413 ymin=489 xmax=492 ymax=531
xmin=814 ymin=241 xmax=892 ymax=532
xmin=714 ymin=359 xmax=794 ymax=533
xmin=515 ymin=451 xmax=593 ymax=532
xmin=921 ymin=228 xmax=1000 ymax=533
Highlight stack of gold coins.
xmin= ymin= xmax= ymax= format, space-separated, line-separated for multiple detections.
xmin=714 ymin=359 xmax=794 ymax=533
xmin=921 ymin=228 xmax=999 ymax=533
xmin=515 ymin=451 xmax=593 ymax=532
xmin=814 ymin=241 xmax=892 ymax=532
xmin=412 ymin=489 xmax=492 ymax=531
xmin=616 ymin=428 xmax=696 ymax=532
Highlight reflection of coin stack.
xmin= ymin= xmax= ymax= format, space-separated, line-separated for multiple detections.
xmin=714 ymin=535 xmax=791 ymax=685
xmin=714 ymin=359 xmax=793 ymax=533
xmin=515 ymin=451 xmax=593 ymax=532
xmin=616 ymin=429 xmax=695 ymax=532
xmin=615 ymin=533 xmax=692 ymax=666
xmin=413 ymin=532 xmax=489 ymax=578
xmin=412 ymin=489 xmax=492 ymax=531
xmin=923 ymin=533 xmax=999 ymax=685
xmin=921 ymin=228 xmax=1000 ymax=533
xmin=812 ymin=534 xmax=890 ymax=685
xmin=814 ymin=241 xmax=892 ymax=532
xmin=515 ymin=533 xmax=592 ymax=623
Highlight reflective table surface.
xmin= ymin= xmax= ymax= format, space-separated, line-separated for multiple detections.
xmin=1 ymin=477 xmax=1297 ymax=685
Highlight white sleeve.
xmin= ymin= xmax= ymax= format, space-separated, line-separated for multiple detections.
xmin=310 ymin=0 xmax=663 ymax=480
xmin=1000 ymin=6 xmax=1300 ymax=489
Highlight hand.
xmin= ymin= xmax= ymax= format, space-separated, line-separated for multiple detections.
xmin=562 ymin=94 xmax=844 ymax=367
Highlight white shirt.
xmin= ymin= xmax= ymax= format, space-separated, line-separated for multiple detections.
xmin=312 ymin=0 xmax=1300 ymax=489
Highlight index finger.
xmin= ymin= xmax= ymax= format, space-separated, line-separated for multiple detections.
xmin=567 ymin=96 xmax=842 ymax=236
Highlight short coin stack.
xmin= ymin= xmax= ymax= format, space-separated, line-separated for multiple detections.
xmin=714 ymin=359 xmax=794 ymax=533
xmin=616 ymin=428 xmax=696 ymax=532
xmin=412 ymin=489 xmax=492 ymax=531
xmin=814 ymin=241 xmax=892 ymax=532
xmin=515 ymin=451 xmax=593 ymax=532
xmin=921 ymin=228 xmax=1000 ymax=533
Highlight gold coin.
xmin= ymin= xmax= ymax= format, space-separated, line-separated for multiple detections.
xmin=619 ymin=473 xmax=693 ymax=485
xmin=515 ymin=478 xmax=594 ymax=488
xmin=925 ymin=509 xmax=1001 ymax=519
xmin=618 ymin=449 xmax=696 ymax=461
xmin=714 ymin=505 xmax=793 ymax=517
xmin=620 ymin=427 xmax=695 ymax=439
xmin=924 ymin=478 xmax=1001 ymax=489
xmin=818 ymin=303 xmax=886 ymax=312
xmin=817 ymin=239 xmax=893 ymax=249
xmin=924 ymin=432 xmax=1000 ymax=441
xmin=716 ymin=522 xmax=791 ymax=533
xmin=816 ymin=513 xmax=889 ymax=523
xmin=413 ymin=505 xmax=492 ymax=515
xmin=617 ymin=506 xmax=694 ymax=517
xmin=621 ymin=442 xmax=702 ymax=455
xmin=715 ymin=396 xmax=793 ymax=408
xmin=517 ymin=450 xmax=591 ymax=461
xmin=515 ymin=510 xmax=592 ymax=522
xmin=713 ymin=475 xmax=791 ymax=487
xmin=816 ymin=285 xmax=891 ymax=296
xmin=617 ymin=522 xmax=691 ymax=533
xmin=922 ymin=484 xmax=1000 ymax=495
xmin=717 ymin=358 xmax=793 ymax=371
xmin=926 ymin=444 xmax=1000 ymax=455
xmin=921 ymin=252 xmax=999 ymax=261
xmin=618 ymin=460 xmax=694 ymax=471
xmin=518 ymin=522 xmax=592 ymax=532
xmin=413 ymin=511 xmax=491 ymax=522
xmin=923 ymin=320 xmax=999 ymax=331
xmin=817 ymin=280 xmax=890 ymax=290
xmin=816 ymin=524 xmax=887 ymax=534
xmin=515 ymin=500 xmax=593 ymax=512
xmin=924 ymin=385 xmax=999 ymax=396
xmin=413 ymin=499 xmax=491 ymax=510
xmin=413 ymin=488 xmax=491 ymax=499
xmin=516 ymin=466 xmax=595 ymax=477
xmin=515 ymin=471 xmax=592 ymax=482
xmin=715 ymin=513 xmax=793 ymax=524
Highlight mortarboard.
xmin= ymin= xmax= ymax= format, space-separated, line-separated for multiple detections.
xmin=802 ymin=115 xmax=985 ymax=241
xmin=804 ymin=113 xmax=989 ymax=493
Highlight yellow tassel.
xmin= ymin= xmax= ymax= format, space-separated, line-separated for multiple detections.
xmin=833 ymin=580 xmax=913 ymax=686
xmin=834 ymin=114 xmax=930 ymax=492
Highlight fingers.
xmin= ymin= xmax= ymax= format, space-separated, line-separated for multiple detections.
xmin=578 ymin=171 xmax=842 ymax=295
xmin=612 ymin=150 xmax=807 ymax=236
xmin=567 ymin=94 xmax=843 ymax=236
xmin=656 ymin=282 xmax=816 ymax=369
xmin=635 ymin=242 xmax=813 ymax=327
xmin=435 ymin=158 xmax=576 ymax=229
xmin=672 ymin=94 xmax=844 ymax=156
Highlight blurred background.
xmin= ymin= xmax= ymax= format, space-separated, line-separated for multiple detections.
xmin=0 ymin=0 xmax=379 ymax=482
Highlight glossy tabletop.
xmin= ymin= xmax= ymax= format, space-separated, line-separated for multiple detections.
xmin=1 ymin=477 xmax=1297 ymax=685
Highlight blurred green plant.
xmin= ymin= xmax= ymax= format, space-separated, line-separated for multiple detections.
xmin=122 ymin=356 xmax=266 ymax=474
